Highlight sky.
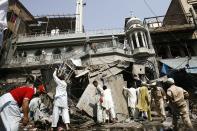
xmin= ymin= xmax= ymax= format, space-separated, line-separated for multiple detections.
xmin=20 ymin=0 xmax=171 ymax=30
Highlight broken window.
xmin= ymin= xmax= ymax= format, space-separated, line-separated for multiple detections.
xmin=34 ymin=50 xmax=42 ymax=61
xmin=52 ymin=48 xmax=61 ymax=54
xmin=52 ymin=48 xmax=61 ymax=60
xmin=66 ymin=46 xmax=73 ymax=52
xmin=35 ymin=50 xmax=42 ymax=56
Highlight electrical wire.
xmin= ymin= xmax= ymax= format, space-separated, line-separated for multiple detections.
xmin=143 ymin=0 xmax=157 ymax=17
xmin=143 ymin=0 xmax=193 ymax=69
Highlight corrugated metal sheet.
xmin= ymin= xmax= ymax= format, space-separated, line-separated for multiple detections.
xmin=159 ymin=57 xmax=197 ymax=73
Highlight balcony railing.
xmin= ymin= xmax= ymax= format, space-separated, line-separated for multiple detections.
xmin=143 ymin=13 xmax=194 ymax=29
xmin=17 ymin=28 xmax=125 ymax=43
xmin=5 ymin=53 xmax=75 ymax=67
xmin=3 ymin=42 xmax=135 ymax=67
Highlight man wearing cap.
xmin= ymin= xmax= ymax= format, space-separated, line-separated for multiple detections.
xmin=51 ymin=68 xmax=70 ymax=130
xmin=136 ymin=81 xmax=152 ymax=121
xmin=0 ymin=82 xmax=46 ymax=131
xmin=166 ymin=78 xmax=193 ymax=130
xmin=150 ymin=81 xmax=166 ymax=122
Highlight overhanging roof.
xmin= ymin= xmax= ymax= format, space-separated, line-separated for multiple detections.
xmin=159 ymin=57 xmax=197 ymax=73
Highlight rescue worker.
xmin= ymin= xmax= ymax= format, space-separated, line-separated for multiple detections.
xmin=0 ymin=81 xmax=46 ymax=131
xmin=102 ymin=85 xmax=116 ymax=123
xmin=92 ymin=80 xmax=104 ymax=123
xmin=136 ymin=81 xmax=152 ymax=121
xmin=166 ymin=78 xmax=193 ymax=130
xmin=123 ymin=86 xmax=137 ymax=119
xmin=150 ymin=81 xmax=166 ymax=122
xmin=51 ymin=68 xmax=70 ymax=130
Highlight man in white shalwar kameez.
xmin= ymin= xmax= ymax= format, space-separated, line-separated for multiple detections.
xmin=0 ymin=92 xmax=21 ymax=131
xmin=102 ymin=85 xmax=116 ymax=122
xmin=93 ymin=80 xmax=104 ymax=123
xmin=51 ymin=68 xmax=70 ymax=130
xmin=123 ymin=86 xmax=137 ymax=119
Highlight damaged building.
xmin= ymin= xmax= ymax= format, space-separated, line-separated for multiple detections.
xmin=0 ymin=0 xmax=158 ymax=121
xmin=0 ymin=0 xmax=197 ymax=128
xmin=144 ymin=0 xmax=197 ymax=94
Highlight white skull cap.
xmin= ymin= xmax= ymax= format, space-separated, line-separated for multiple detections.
xmin=151 ymin=82 xmax=157 ymax=86
xmin=166 ymin=78 xmax=175 ymax=84
xmin=141 ymin=81 xmax=147 ymax=85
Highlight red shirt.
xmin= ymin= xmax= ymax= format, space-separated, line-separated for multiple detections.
xmin=10 ymin=86 xmax=35 ymax=107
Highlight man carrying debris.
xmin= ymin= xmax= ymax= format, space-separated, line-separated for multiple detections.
xmin=136 ymin=81 xmax=152 ymax=121
xmin=123 ymin=86 xmax=137 ymax=120
xmin=93 ymin=80 xmax=104 ymax=123
xmin=150 ymin=81 xmax=166 ymax=122
xmin=102 ymin=85 xmax=116 ymax=123
xmin=166 ymin=78 xmax=193 ymax=130
xmin=51 ymin=68 xmax=70 ymax=130
xmin=0 ymin=79 xmax=46 ymax=131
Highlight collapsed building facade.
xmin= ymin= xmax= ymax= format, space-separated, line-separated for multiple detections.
xmin=0 ymin=0 xmax=197 ymax=123
xmin=0 ymin=0 xmax=157 ymax=119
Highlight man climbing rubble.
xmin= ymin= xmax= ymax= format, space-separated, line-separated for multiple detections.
xmin=150 ymin=81 xmax=166 ymax=122
xmin=123 ymin=86 xmax=137 ymax=120
xmin=0 ymin=76 xmax=46 ymax=131
xmin=166 ymin=78 xmax=193 ymax=130
xmin=51 ymin=68 xmax=70 ymax=131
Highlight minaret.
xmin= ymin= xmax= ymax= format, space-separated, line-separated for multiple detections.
xmin=75 ymin=0 xmax=83 ymax=33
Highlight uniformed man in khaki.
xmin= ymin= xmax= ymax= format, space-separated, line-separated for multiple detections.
xmin=166 ymin=78 xmax=193 ymax=130
xmin=150 ymin=81 xmax=166 ymax=122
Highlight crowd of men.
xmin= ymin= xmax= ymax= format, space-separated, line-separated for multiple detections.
xmin=0 ymin=69 xmax=194 ymax=131
xmin=93 ymin=77 xmax=194 ymax=131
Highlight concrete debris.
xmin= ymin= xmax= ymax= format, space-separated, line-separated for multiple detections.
xmin=77 ymin=74 xmax=129 ymax=121
xmin=70 ymin=58 xmax=82 ymax=67
xmin=75 ymin=70 xmax=89 ymax=78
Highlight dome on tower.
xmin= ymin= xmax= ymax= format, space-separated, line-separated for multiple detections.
xmin=127 ymin=17 xmax=141 ymax=25
xmin=125 ymin=17 xmax=144 ymax=32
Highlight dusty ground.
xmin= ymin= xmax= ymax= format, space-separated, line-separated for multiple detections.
xmin=18 ymin=116 xmax=197 ymax=131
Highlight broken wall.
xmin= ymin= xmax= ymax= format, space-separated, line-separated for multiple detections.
xmin=76 ymin=74 xmax=129 ymax=120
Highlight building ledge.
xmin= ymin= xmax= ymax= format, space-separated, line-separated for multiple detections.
xmin=133 ymin=47 xmax=155 ymax=58
xmin=1 ymin=47 xmax=134 ymax=68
